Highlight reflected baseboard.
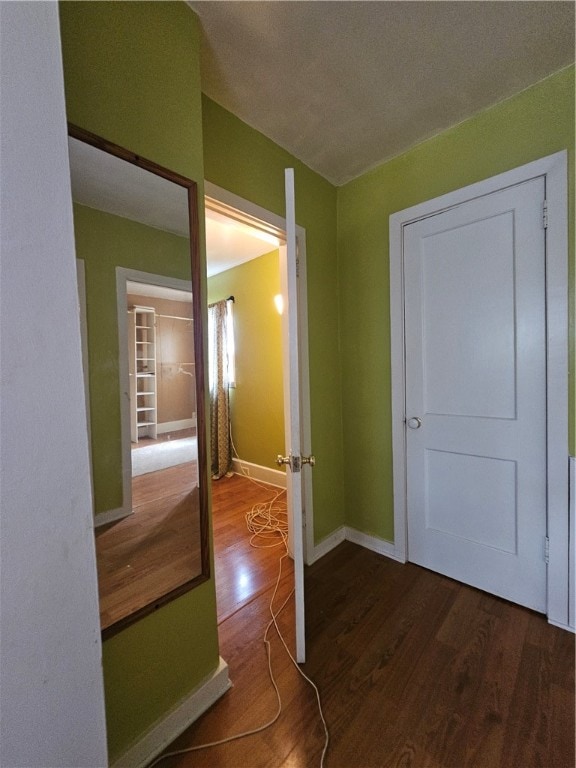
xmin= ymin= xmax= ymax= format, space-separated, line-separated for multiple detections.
xmin=156 ymin=417 xmax=196 ymax=434
xmin=94 ymin=505 xmax=133 ymax=529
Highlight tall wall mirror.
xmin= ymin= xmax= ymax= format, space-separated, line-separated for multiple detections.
xmin=68 ymin=125 xmax=209 ymax=638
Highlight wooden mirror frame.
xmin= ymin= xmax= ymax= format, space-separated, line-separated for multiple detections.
xmin=68 ymin=124 xmax=210 ymax=638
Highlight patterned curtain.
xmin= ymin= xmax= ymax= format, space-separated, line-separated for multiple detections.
xmin=208 ymin=299 xmax=232 ymax=479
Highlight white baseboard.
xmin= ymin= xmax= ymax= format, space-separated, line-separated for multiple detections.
xmin=344 ymin=526 xmax=406 ymax=563
xmin=231 ymin=458 xmax=286 ymax=488
xmin=112 ymin=657 xmax=230 ymax=768
xmin=548 ymin=618 xmax=575 ymax=634
xmin=308 ymin=526 xmax=346 ymax=565
xmin=94 ymin=505 xmax=133 ymax=528
xmin=157 ymin=417 xmax=196 ymax=434
xmin=307 ymin=525 xmax=404 ymax=566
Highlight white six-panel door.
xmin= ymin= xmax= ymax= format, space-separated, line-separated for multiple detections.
xmin=403 ymin=177 xmax=548 ymax=612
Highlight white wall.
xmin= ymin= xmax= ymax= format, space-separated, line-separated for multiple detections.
xmin=0 ymin=3 xmax=108 ymax=766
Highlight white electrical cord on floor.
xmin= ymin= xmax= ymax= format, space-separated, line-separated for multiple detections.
xmin=245 ymin=488 xmax=288 ymax=547
xmin=238 ymin=446 xmax=330 ymax=767
xmin=148 ymin=432 xmax=329 ymax=767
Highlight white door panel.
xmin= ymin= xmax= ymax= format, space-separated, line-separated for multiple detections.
xmin=424 ymin=450 xmax=517 ymax=554
xmin=405 ymin=177 xmax=547 ymax=612
xmin=419 ymin=212 xmax=516 ymax=418
xmin=282 ymin=168 xmax=306 ymax=663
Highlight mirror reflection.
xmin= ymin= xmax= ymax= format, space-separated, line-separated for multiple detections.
xmin=68 ymin=127 xmax=208 ymax=637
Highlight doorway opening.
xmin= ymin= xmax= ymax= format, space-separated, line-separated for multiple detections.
xmin=203 ymin=184 xmax=313 ymax=626
xmin=205 ymin=193 xmax=288 ymax=622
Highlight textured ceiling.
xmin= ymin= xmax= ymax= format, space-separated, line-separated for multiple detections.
xmin=189 ymin=1 xmax=575 ymax=186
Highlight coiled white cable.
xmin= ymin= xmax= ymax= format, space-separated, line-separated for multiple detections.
xmin=148 ymin=431 xmax=329 ymax=767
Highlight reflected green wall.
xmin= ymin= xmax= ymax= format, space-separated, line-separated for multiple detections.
xmin=74 ymin=204 xmax=190 ymax=513
xmin=208 ymin=251 xmax=284 ymax=470
xmin=59 ymin=3 xmax=219 ymax=763
xmin=202 ymin=97 xmax=345 ymax=542
xmin=338 ymin=66 xmax=575 ymax=542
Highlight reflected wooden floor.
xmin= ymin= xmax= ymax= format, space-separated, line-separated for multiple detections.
xmin=95 ymin=469 xmax=280 ymax=632
xmin=95 ymin=462 xmax=200 ymax=630
xmin=157 ymin=537 xmax=575 ymax=768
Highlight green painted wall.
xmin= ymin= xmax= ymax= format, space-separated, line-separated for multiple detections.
xmin=202 ymin=96 xmax=345 ymax=542
xmin=74 ymin=204 xmax=190 ymax=513
xmin=338 ymin=66 xmax=575 ymax=543
xmin=59 ymin=1 xmax=573 ymax=757
xmin=208 ymin=251 xmax=284 ymax=470
xmin=59 ymin=3 xmax=219 ymax=763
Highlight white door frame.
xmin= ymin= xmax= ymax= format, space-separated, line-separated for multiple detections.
xmin=389 ymin=151 xmax=570 ymax=629
xmin=204 ymin=181 xmax=315 ymax=565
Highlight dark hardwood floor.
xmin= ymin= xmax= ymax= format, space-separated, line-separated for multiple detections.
xmin=154 ymin=480 xmax=576 ymax=768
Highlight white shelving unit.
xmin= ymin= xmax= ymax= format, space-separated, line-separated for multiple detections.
xmin=128 ymin=306 xmax=157 ymax=442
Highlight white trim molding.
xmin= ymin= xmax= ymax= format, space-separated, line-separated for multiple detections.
xmin=307 ymin=525 xmax=405 ymax=566
xmin=389 ymin=151 xmax=569 ymax=628
xmin=231 ymin=458 xmax=286 ymax=488
xmin=111 ymin=658 xmax=230 ymax=768
xmin=94 ymin=506 xmax=133 ymax=529
xmin=345 ymin=527 xmax=405 ymax=563
xmin=308 ymin=526 xmax=346 ymax=565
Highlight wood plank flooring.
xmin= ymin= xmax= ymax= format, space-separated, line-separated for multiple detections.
xmin=155 ymin=494 xmax=575 ymax=768
xmin=95 ymin=462 xmax=200 ymax=631
xmin=95 ymin=469 xmax=283 ymax=632
xmin=211 ymin=473 xmax=289 ymax=623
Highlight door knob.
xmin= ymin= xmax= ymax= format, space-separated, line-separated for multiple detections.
xmin=276 ymin=454 xmax=315 ymax=470
xmin=407 ymin=417 xmax=422 ymax=429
